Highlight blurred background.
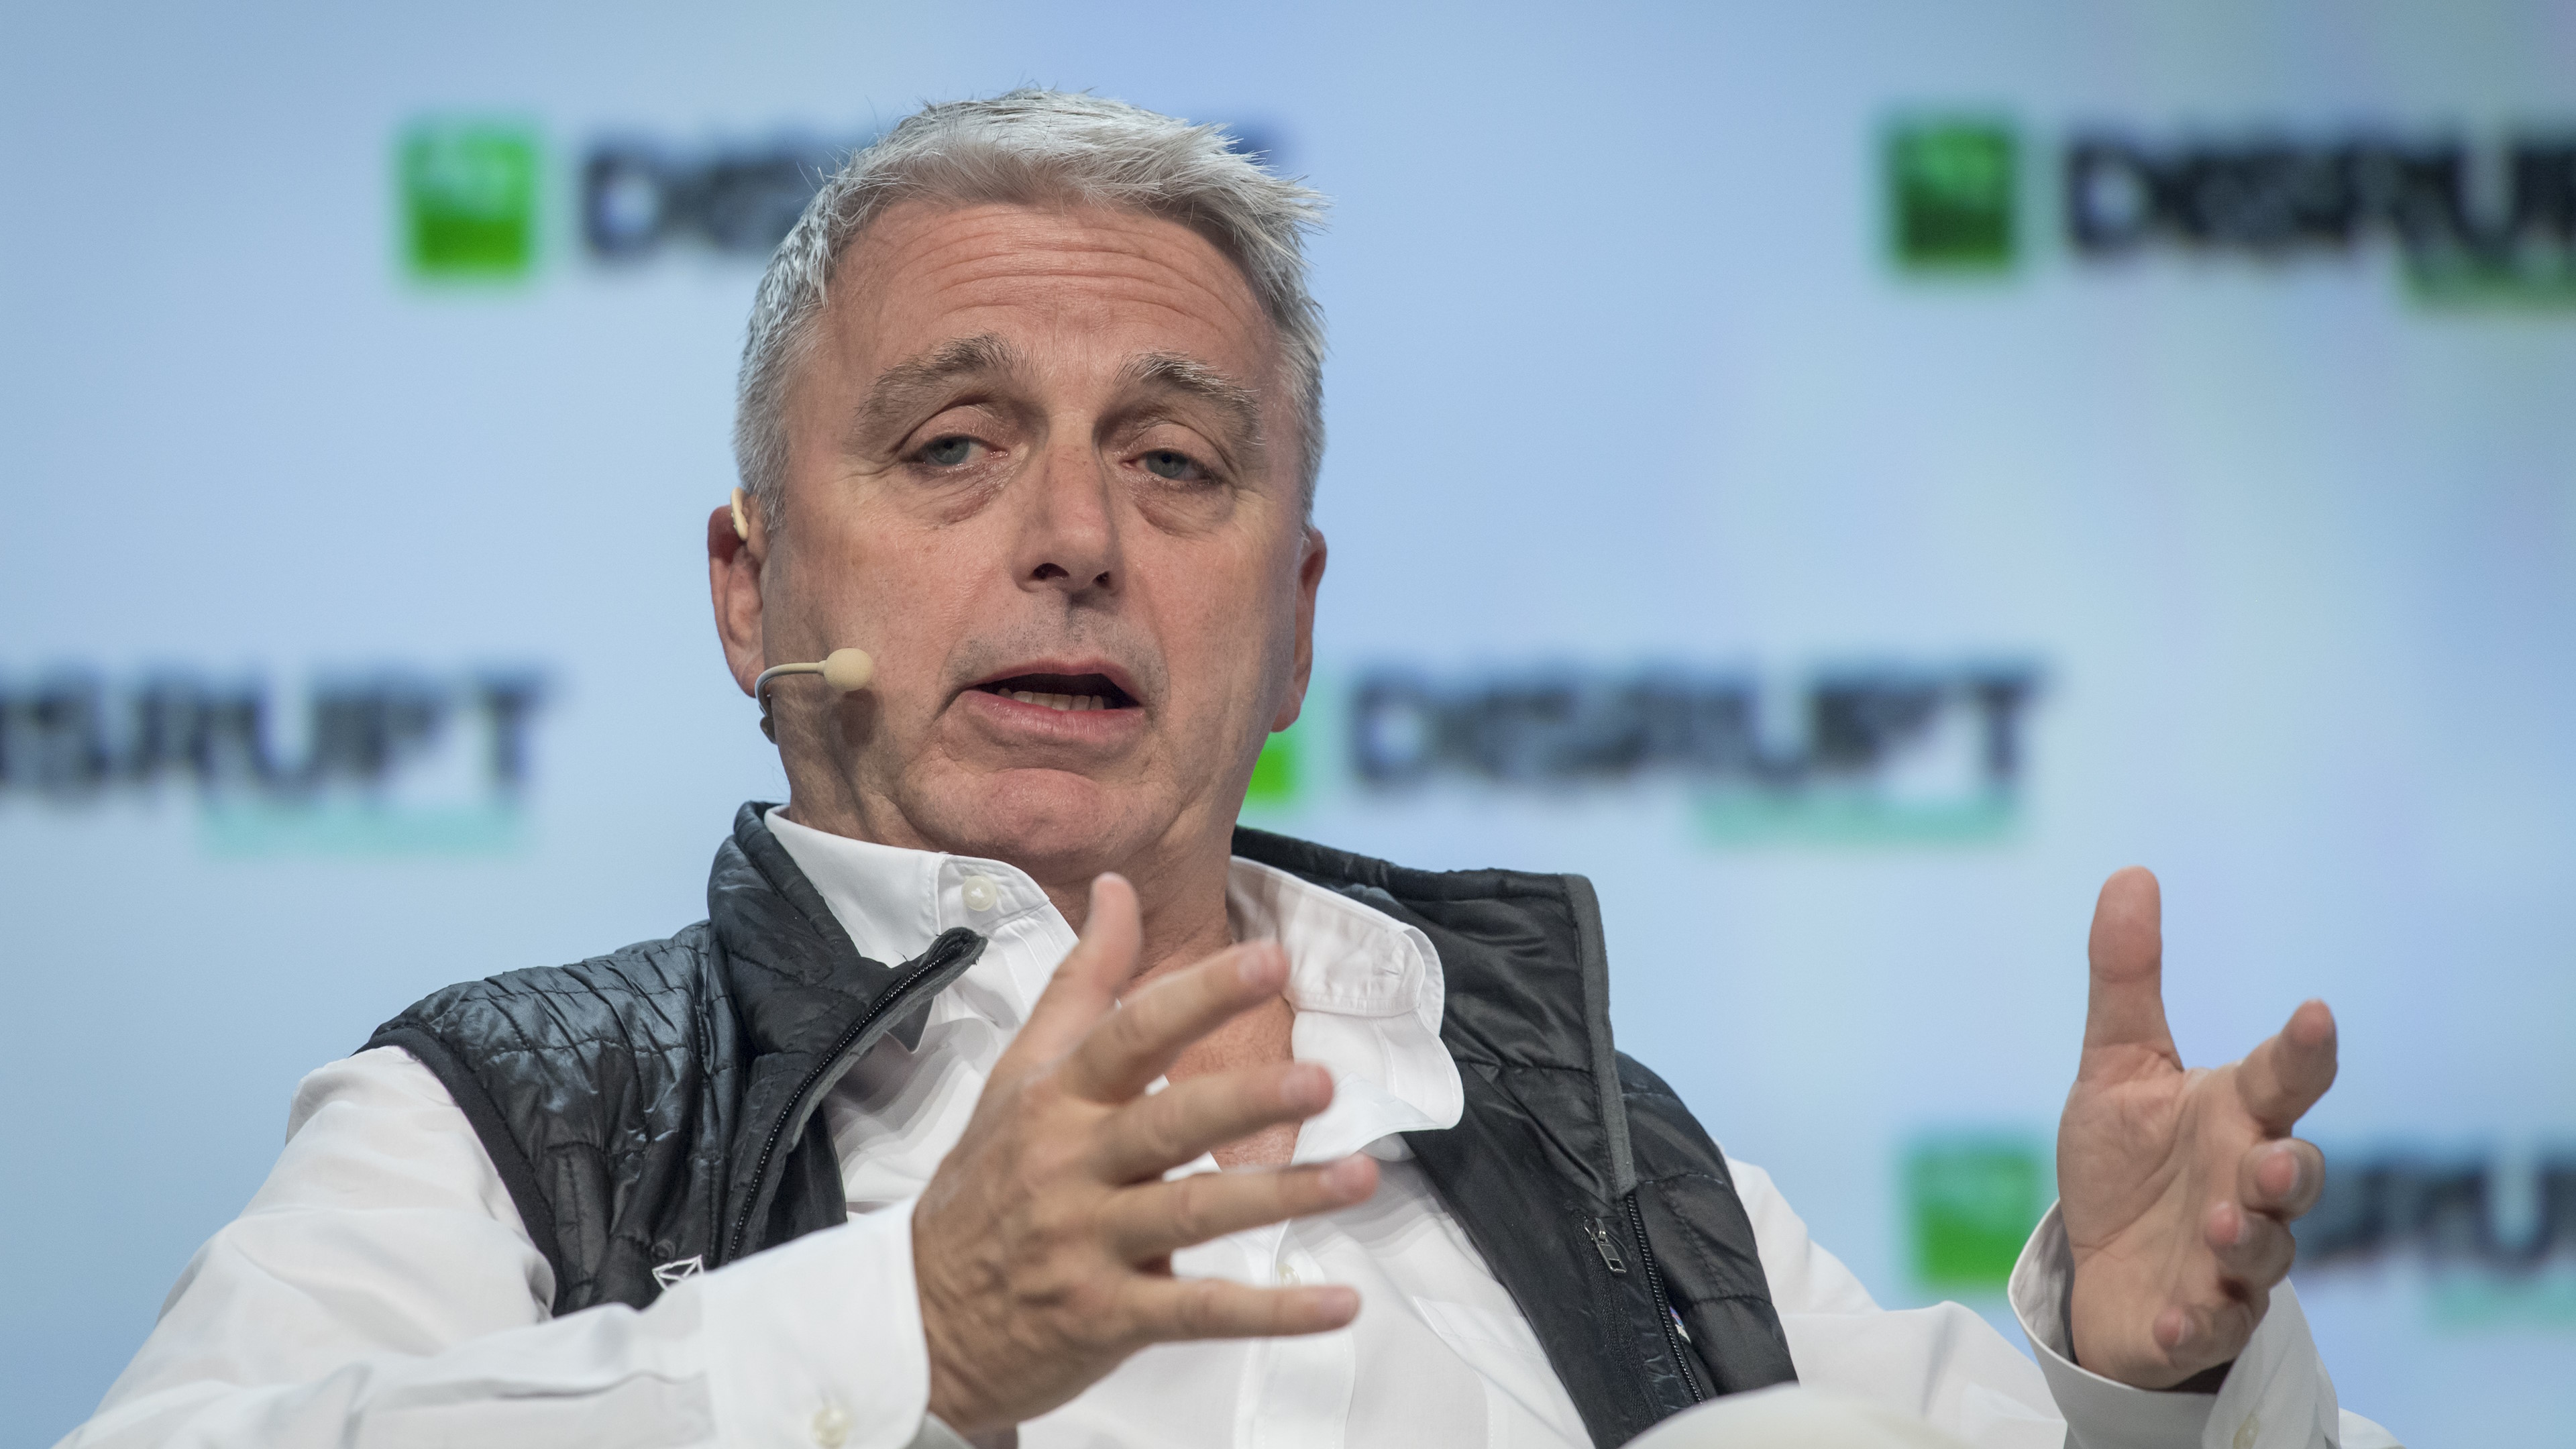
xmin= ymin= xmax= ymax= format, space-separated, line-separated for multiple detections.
xmin=4 ymin=1 xmax=2570 ymax=1442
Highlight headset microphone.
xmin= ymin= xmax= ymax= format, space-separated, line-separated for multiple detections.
xmin=733 ymin=489 xmax=878 ymax=741
xmin=753 ymin=649 xmax=875 ymax=740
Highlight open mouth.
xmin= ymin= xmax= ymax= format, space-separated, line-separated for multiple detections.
xmin=971 ymin=673 xmax=1139 ymax=713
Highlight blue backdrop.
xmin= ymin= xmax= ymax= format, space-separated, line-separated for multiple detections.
xmin=5 ymin=3 xmax=2570 ymax=1442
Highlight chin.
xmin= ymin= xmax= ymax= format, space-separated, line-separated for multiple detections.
xmin=912 ymin=768 xmax=1163 ymax=879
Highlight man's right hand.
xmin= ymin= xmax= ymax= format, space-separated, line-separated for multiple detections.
xmin=910 ymin=873 xmax=1379 ymax=1435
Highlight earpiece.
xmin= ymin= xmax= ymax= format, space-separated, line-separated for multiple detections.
xmin=731 ymin=490 xmax=876 ymax=739
xmin=753 ymin=649 xmax=876 ymax=741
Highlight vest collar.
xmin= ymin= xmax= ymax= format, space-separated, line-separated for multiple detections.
xmin=710 ymin=800 xmax=979 ymax=1059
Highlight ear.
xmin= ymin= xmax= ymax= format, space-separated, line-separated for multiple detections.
xmin=1269 ymin=525 xmax=1328 ymax=732
xmin=709 ymin=496 xmax=769 ymax=697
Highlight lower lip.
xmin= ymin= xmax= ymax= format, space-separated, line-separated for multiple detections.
xmin=958 ymin=688 xmax=1147 ymax=743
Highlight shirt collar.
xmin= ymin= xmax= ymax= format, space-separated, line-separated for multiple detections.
xmin=765 ymin=807 xmax=1464 ymax=1156
xmin=1225 ymin=857 xmax=1462 ymax=1161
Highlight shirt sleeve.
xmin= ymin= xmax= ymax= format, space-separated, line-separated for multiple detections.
xmin=2009 ymin=1204 xmax=2400 ymax=1449
xmin=1728 ymin=1157 xmax=2069 ymax=1447
xmin=57 ymin=1046 xmax=945 ymax=1449
xmin=1726 ymin=1159 xmax=2400 ymax=1449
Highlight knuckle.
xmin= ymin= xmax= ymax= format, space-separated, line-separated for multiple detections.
xmin=1180 ymin=1279 xmax=1230 ymax=1336
xmin=1018 ymin=1071 xmax=1071 ymax=1119
xmin=1063 ymin=1278 xmax=1125 ymax=1338
xmin=1148 ymin=1181 xmax=1192 ymax=1244
xmin=1095 ymin=1006 xmax=1144 ymax=1056
xmin=1126 ymin=1101 xmax=1190 ymax=1167
xmin=1167 ymin=1176 xmax=1220 ymax=1243
xmin=1149 ymin=1109 xmax=1199 ymax=1165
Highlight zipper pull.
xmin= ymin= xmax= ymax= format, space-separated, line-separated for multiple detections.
xmin=1584 ymin=1218 xmax=1628 ymax=1275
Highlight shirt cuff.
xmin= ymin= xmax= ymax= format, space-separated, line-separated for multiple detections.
xmin=694 ymin=1197 xmax=936 ymax=1449
xmin=2008 ymin=1203 xmax=2345 ymax=1449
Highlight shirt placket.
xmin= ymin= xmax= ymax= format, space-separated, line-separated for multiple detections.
xmin=1238 ymin=1221 xmax=1354 ymax=1449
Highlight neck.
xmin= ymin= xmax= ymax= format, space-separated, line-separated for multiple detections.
xmin=780 ymin=783 xmax=1242 ymax=991
xmin=778 ymin=783 xmax=1294 ymax=1165
xmin=1042 ymin=832 xmax=1239 ymax=994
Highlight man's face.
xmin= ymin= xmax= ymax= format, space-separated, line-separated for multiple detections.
xmin=716 ymin=200 xmax=1323 ymax=884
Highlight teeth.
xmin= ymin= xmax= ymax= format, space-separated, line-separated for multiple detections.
xmin=996 ymin=689 xmax=1114 ymax=711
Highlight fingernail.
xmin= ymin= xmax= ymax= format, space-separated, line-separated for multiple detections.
xmin=2271 ymin=1144 xmax=2304 ymax=1199
xmin=1314 ymin=1285 xmax=1360 ymax=1319
xmin=1238 ymin=945 xmax=1285 ymax=987
xmin=2209 ymin=1201 xmax=2244 ymax=1247
xmin=1285 ymin=1064 xmax=1332 ymax=1109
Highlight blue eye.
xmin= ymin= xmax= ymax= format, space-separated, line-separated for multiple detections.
xmin=1143 ymin=449 xmax=1200 ymax=481
xmin=920 ymin=436 xmax=975 ymax=466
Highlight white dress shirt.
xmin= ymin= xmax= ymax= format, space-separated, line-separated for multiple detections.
xmin=61 ymin=816 xmax=2397 ymax=1449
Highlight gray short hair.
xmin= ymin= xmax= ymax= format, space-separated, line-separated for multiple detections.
xmin=733 ymin=90 xmax=1328 ymax=533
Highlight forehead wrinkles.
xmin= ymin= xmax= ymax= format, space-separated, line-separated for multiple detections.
xmin=828 ymin=203 xmax=1282 ymax=392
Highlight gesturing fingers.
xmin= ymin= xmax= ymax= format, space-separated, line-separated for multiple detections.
xmin=1105 ymin=1155 xmax=1379 ymax=1260
xmin=1122 ymin=1273 xmax=1360 ymax=1345
xmin=2234 ymin=999 xmax=2339 ymax=1134
xmin=2151 ymin=1291 xmax=2265 ymax=1379
xmin=2238 ymin=1138 xmax=2326 ymax=1220
xmin=1005 ymin=873 xmax=1147 ymax=1075
xmin=2205 ymin=1199 xmax=2298 ymax=1288
xmin=2082 ymin=867 xmax=2179 ymax=1058
xmin=1061 ymin=941 xmax=1291 ymax=1104
xmin=1095 ymin=1059 xmax=1331 ymax=1182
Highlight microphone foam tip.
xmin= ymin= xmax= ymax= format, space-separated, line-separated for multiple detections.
xmin=821 ymin=648 xmax=875 ymax=692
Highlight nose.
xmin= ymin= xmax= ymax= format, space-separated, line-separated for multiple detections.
xmin=1009 ymin=437 xmax=1119 ymax=602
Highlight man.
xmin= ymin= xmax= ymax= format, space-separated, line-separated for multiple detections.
xmin=65 ymin=92 xmax=2391 ymax=1449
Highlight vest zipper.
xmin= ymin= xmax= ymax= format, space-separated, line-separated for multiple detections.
xmin=1584 ymin=1217 xmax=1627 ymax=1275
xmin=1625 ymin=1189 xmax=1706 ymax=1405
xmin=724 ymin=934 xmax=973 ymax=1262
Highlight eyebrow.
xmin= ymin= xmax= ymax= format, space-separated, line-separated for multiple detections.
xmin=1119 ymin=352 xmax=1267 ymax=460
xmin=847 ymin=336 xmax=1269 ymax=464
xmin=849 ymin=333 xmax=1026 ymax=449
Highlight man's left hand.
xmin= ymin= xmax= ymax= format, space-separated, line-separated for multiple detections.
xmin=2058 ymin=867 xmax=2339 ymax=1389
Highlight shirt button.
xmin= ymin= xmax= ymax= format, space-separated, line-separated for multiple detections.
xmin=961 ymin=875 xmax=999 ymax=913
xmin=810 ymin=1403 xmax=851 ymax=1448
xmin=2233 ymin=1413 xmax=2261 ymax=1449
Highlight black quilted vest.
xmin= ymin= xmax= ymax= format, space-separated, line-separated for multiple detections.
xmin=366 ymin=804 xmax=1796 ymax=1446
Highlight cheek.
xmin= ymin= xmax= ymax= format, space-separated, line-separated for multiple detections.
xmin=1155 ymin=568 xmax=1298 ymax=708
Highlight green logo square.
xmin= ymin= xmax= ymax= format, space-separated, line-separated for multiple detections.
xmin=1244 ymin=725 xmax=1300 ymax=806
xmin=1888 ymin=120 xmax=2018 ymax=271
xmin=400 ymin=122 xmax=539 ymax=279
xmin=1905 ymin=1134 xmax=2045 ymax=1289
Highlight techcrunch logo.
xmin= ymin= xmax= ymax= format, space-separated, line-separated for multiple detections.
xmin=1346 ymin=663 xmax=2040 ymax=847
xmin=398 ymin=118 xmax=1281 ymax=282
xmin=582 ymin=132 xmax=868 ymax=263
xmin=0 ymin=668 xmax=547 ymax=855
xmin=397 ymin=117 xmax=867 ymax=282
xmin=1888 ymin=114 xmax=2576 ymax=306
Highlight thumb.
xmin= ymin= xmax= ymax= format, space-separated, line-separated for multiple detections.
xmin=1000 ymin=872 xmax=1143 ymax=1073
xmin=2083 ymin=866 xmax=2177 ymax=1057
